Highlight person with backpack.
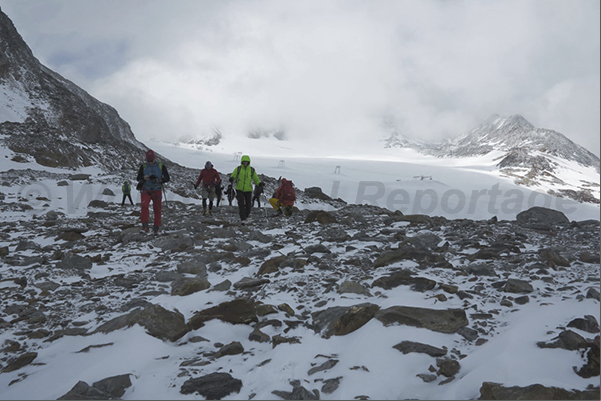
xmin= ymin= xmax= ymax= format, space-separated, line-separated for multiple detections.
xmin=229 ymin=155 xmax=264 ymax=222
xmin=269 ymin=178 xmax=296 ymax=216
xmin=136 ymin=149 xmax=170 ymax=234
xmin=121 ymin=180 xmax=134 ymax=206
xmin=194 ymin=161 xmax=221 ymax=215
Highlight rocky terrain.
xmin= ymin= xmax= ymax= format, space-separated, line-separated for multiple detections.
xmin=0 ymin=179 xmax=598 ymax=399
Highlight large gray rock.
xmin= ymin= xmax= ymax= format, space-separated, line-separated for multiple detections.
xmin=95 ymin=303 xmax=188 ymax=342
xmin=187 ymin=298 xmax=258 ymax=330
xmin=58 ymin=375 xmax=132 ymax=400
xmin=516 ymin=206 xmax=569 ymax=227
xmin=92 ymin=374 xmax=133 ymax=398
xmin=478 ymin=381 xmax=599 ymax=400
xmin=376 ymin=306 xmax=468 ymax=333
xmin=171 ymin=276 xmax=210 ymax=296
xmin=312 ymin=303 xmax=380 ymax=339
xmin=180 ymin=372 xmax=242 ymax=400
xmin=371 ymin=269 xmax=436 ymax=292
xmin=393 ymin=341 xmax=447 ymax=357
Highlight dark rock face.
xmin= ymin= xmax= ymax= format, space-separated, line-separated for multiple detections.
xmin=0 ymin=9 xmax=147 ymax=171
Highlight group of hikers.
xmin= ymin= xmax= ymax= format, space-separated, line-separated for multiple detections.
xmin=128 ymin=149 xmax=296 ymax=234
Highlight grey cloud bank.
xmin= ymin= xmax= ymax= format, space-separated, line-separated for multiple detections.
xmin=1 ymin=0 xmax=599 ymax=155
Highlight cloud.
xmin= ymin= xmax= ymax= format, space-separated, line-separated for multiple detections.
xmin=2 ymin=0 xmax=599 ymax=155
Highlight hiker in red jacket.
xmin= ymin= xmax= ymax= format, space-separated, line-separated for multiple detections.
xmin=194 ymin=161 xmax=221 ymax=215
xmin=269 ymin=178 xmax=296 ymax=216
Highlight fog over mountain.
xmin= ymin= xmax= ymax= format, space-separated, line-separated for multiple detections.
xmin=1 ymin=0 xmax=599 ymax=157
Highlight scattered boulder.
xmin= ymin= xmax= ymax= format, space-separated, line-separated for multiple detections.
xmin=305 ymin=210 xmax=337 ymax=225
xmin=575 ymin=335 xmax=600 ymax=378
xmin=478 ymin=381 xmax=599 ymax=400
xmin=95 ymin=303 xmax=188 ymax=342
xmin=215 ymin=341 xmax=244 ymax=358
xmin=272 ymin=381 xmax=320 ymax=400
xmin=1 ymin=352 xmax=37 ymax=373
xmin=188 ymin=298 xmax=258 ymax=330
xmin=376 ymin=306 xmax=468 ymax=333
xmin=88 ymin=199 xmax=109 ymax=208
xmin=516 ymin=206 xmax=569 ymax=227
xmin=312 ymin=303 xmax=380 ymax=338
xmin=539 ymin=248 xmax=571 ymax=267
xmin=567 ymin=315 xmax=600 ymax=334
xmin=58 ymin=380 xmax=112 ymax=400
xmin=393 ymin=341 xmax=447 ymax=357
xmin=171 ymin=276 xmax=210 ymax=296
xmin=58 ymin=374 xmax=132 ymax=400
xmin=180 ymin=372 xmax=242 ymax=400
xmin=502 ymin=278 xmax=534 ymax=294
xmin=91 ymin=374 xmax=132 ymax=399
xmin=337 ymin=280 xmax=371 ymax=296
xmin=436 ymin=357 xmax=460 ymax=377
xmin=537 ymin=330 xmax=589 ymax=351
xmin=372 ymin=269 xmax=436 ymax=292
xmin=257 ymin=256 xmax=287 ymax=275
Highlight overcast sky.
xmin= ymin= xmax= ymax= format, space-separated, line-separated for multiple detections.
xmin=1 ymin=0 xmax=599 ymax=155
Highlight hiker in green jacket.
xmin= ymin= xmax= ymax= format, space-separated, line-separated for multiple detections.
xmin=229 ymin=155 xmax=264 ymax=222
xmin=121 ymin=181 xmax=133 ymax=206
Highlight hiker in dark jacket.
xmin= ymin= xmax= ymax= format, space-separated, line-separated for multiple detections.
xmin=269 ymin=178 xmax=296 ymax=216
xmin=136 ymin=149 xmax=170 ymax=234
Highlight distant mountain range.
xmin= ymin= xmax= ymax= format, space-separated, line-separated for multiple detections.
xmin=384 ymin=114 xmax=600 ymax=204
xmin=386 ymin=114 xmax=599 ymax=168
xmin=0 ymin=8 xmax=599 ymax=205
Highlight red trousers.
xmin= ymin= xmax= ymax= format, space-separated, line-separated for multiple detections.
xmin=141 ymin=190 xmax=162 ymax=227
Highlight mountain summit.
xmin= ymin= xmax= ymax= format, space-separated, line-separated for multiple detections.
xmin=0 ymin=8 xmax=145 ymax=171
xmin=438 ymin=114 xmax=600 ymax=168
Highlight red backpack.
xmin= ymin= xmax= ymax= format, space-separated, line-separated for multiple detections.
xmin=280 ymin=180 xmax=295 ymax=201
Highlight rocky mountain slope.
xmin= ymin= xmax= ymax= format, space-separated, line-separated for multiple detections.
xmin=0 ymin=8 xmax=147 ymax=172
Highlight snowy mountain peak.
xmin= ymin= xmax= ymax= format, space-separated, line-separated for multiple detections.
xmin=437 ymin=114 xmax=599 ymax=168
